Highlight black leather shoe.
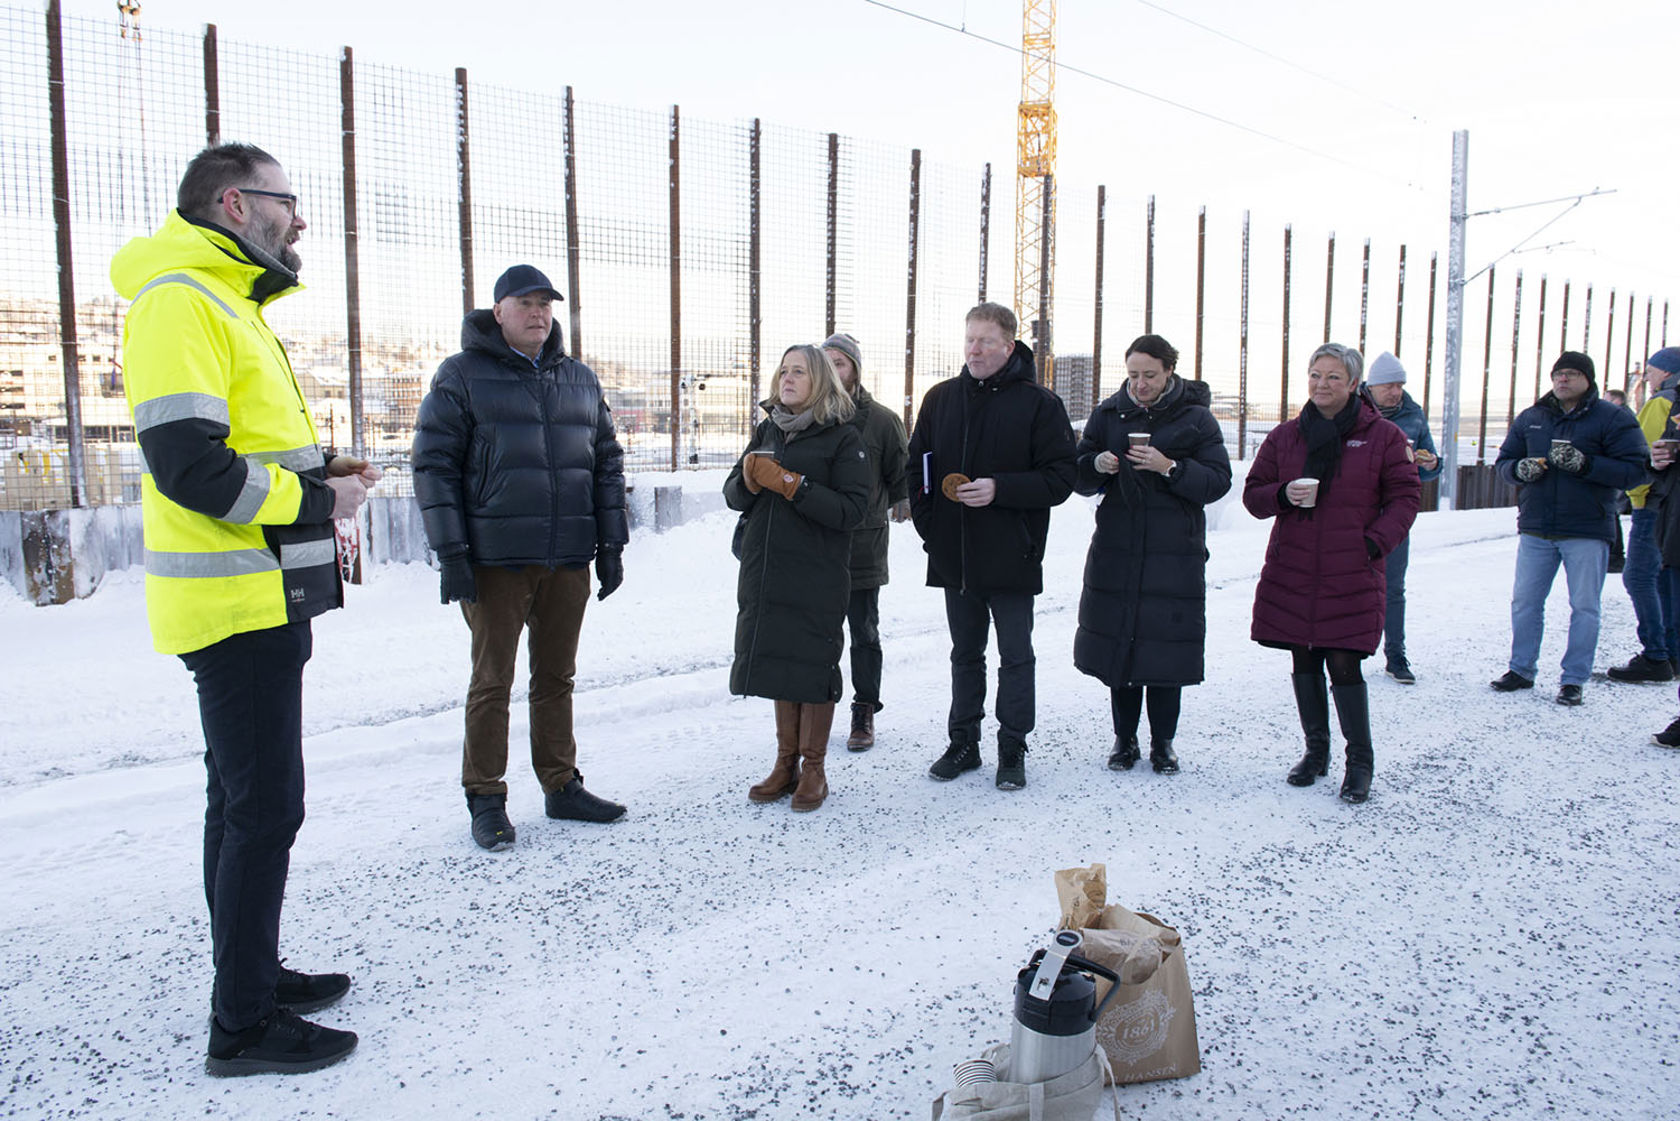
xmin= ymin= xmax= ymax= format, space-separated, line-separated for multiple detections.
xmin=1149 ymin=738 xmax=1179 ymax=774
xmin=1490 ymin=671 xmax=1534 ymax=692
xmin=1607 ymin=653 xmax=1675 ymax=683
xmin=1107 ymin=734 xmax=1140 ymax=771
xmin=928 ymin=740 xmax=981 ymax=780
xmin=206 ymin=1008 xmax=357 ymax=1077
xmin=275 ymin=965 xmax=350 ymax=1015
xmin=544 ymin=772 xmax=626 ymax=823
xmin=1556 ymin=684 xmax=1584 ymax=706
xmin=466 ymin=792 xmax=515 ymax=851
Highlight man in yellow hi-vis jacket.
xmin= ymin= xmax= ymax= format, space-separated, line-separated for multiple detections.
xmin=112 ymin=143 xmax=378 ymax=1077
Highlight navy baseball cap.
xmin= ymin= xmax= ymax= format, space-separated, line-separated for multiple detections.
xmin=493 ymin=264 xmax=563 ymax=303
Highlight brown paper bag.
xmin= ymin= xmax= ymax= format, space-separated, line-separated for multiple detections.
xmin=1052 ymin=865 xmax=1201 ymax=1085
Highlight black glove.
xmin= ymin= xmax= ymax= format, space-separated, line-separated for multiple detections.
xmin=438 ymin=550 xmax=477 ymax=605
xmin=1365 ymin=536 xmax=1382 ymax=561
xmin=595 ymin=546 xmax=624 ymax=601
xmin=1548 ymin=443 xmax=1587 ymax=474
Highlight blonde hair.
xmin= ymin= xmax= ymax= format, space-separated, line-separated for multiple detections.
xmin=778 ymin=344 xmax=856 ymax=426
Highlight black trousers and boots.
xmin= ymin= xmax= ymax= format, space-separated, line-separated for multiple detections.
xmin=845 ymin=587 xmax=882 ymax=750
xmin=930 ymin=588 xmax=1036 ymax=788
xmin=1108 ymin=685 xmax=1181 ymax=772
xmin=1287 ymin=647 xmax=1371 ymax=802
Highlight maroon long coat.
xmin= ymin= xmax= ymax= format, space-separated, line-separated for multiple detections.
xmin=1243 ymin=399 xmax=1421 ymax=654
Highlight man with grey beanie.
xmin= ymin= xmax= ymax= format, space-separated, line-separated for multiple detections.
xmin=823 ymin=332 xmax=910 ymax=750
xmin=1361 ymin=352 xmax=1440 ymax=683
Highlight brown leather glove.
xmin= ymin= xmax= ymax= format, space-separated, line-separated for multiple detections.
xmin=746 ymin=454 xmax=804 ymax=500
xmin=741 ymin=453 xmax=764 ymax=493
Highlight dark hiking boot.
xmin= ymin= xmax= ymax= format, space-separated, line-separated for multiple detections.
xmin=206 ymin=1008 xmax=357 ymax=1077
xmin=545 ymin=772 xmax=626 ymax=823
xmin=995 ymin=739 xmax=1027 ymax=790
xmin=928 ymin=739 xmax=981 ymax=781
xmin=1653 ymin=717 xmax=1680 ymax=748
xmin=1107 ymin=734 xmax=1140 ymax=771
xmin=846 ymin=702 xmax=875 ymax=751
xmin=1490 ymin=671 xmax=1534 ymax=692
xmin=1607 ymin=653 xmax=1674 ymax=683
xmin=1555 ymin=684 xmax=1584 ymax=707
xmin=1287 ymin=671 xmax=1332 ymax=787
xmin=1332 ymin=683 xmax=1373 ymax=804
xmin=1150 ymin=738 xmax=1180 ymax=774
xmin=1384 ymin=655 xmax=1416 ymax=685
xmin=275 ymin=965 xmax=351 ymax=1015
xmin=466 ymin=792 xmax=515 ymax=852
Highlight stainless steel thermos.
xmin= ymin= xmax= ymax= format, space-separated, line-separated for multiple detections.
xmin=1008 ymin=930 xmax=1121 ymax=1084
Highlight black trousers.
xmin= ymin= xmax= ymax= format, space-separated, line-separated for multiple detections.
xmin=181 ymin=620 xmax=312 ymax=1032
xmin=943 ymin=588 xmax=1036 ymax=748
xmin=846 ymin=586 xmax=883 ymax=709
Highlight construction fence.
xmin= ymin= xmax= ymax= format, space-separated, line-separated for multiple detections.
xmin=1 ymin=1 xmax=1671 ymax=514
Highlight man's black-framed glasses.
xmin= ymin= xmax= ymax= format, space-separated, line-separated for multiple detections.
xmin=237 ymin=187 xmax=298 ymax=217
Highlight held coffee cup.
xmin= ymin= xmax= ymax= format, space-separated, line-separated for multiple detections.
xmin=1291 ymin=477 xmax=1320 ymax=508
xmin=1128 ymin=432 xmax=1151 ymax=449
xmin=1551 ymin=438 xmax=1572 ymax=456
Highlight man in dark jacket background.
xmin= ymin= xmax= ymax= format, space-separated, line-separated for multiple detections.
xmin=822 ymin=332 xmax=910 ymax=751
xmin=413 ymin=265 xmax=630 ymax=850
xmin=908 ymin=302 xmax=1077 ymax=789
xmin=1490 ymin=351 xmax=1648 ymax=706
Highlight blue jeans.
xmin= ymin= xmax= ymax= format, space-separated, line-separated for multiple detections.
xmin=1508 ymin=535 xmax=1609 ymax=686
xmin=1384 ymin=535 xmax=1411 ymax=661
xmin=1621 ymin=508 xmax=1675 ymax=661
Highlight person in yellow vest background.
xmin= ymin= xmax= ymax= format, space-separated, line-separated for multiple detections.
xmin=111 ymin=143 xmax=379 ymax=1077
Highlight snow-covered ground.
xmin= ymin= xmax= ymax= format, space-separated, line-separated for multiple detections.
xmin=2 ymin=472 xmax=1677 ymax=1120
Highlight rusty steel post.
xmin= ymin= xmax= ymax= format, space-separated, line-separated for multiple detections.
xmin=340 ymin=47 xmax=365 ymax=456
xmin=1092 ymin=184 xmax=1105 ymax=410
xmin=1322 ymin=232 xmax=1335 ymax=344
xmin=1144 ymin=195 xmax=1155 ymax=333
xmin=455 ymin=68 xmax=473 ymax=318
xmin=1583 ymin=284 xmax=1594 ymax=353
xmin=1194 ymin=207 xmax=1206 ymax=381
xmin=1534 ymin=275 xmax=1548 ymax=402
xmin=563 ymin=87 xmax=583 ymax=356
xmin=1604 ymin=287 xmax=1615 ymax=388
xmin=46 ymin=0 xmax=86 ymax=506
xmin=1477 ymin=267 xmax=1494 ymax=464
xmin=826 ymin=132 xmax=839 ymax=338
xmin=203 ymin=23 xmax=220 ymax=146
xmin=1423 ymin=253 xmax=1438 ymax=421
xmin=1394 ymin=245 xmax=1407 ymax=356
xmin=978 ymin=162 xmax=991 ymax=304
xmin=904 ymin=149 xmax=922 ymax=426
xmin=1508 ymin=271 xmax=1522 ymax=425
xmin=668 ymin=105 xmax=681 ymax=471
xmin=1623 ymin=291 xmax=1636 ymax=393
xmin=1280 ymin=224 xmax=1292 ymax=421
xmin=749 ymin=119 xmax=762 ymax=428
xmin=1239 ymin=211 xmax=1250 ymax=459
xmin=1559 ymin=281 xmax=1571 ymax=351
xmin=1359 ymin=238 xmax=1371 ymax=354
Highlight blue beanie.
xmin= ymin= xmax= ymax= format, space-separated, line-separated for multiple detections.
xmin=1648 ymin=347 xmax=1680 ymax=377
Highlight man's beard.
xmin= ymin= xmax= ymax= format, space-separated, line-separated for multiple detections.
xmin=254 ymin=212 xmax=302 ymax=274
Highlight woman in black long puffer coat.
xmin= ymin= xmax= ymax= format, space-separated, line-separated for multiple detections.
xmin=724 ymin=345 xmax=871 ymax=813
xmin=1072 ymin=334 xmax=1232 ymax=774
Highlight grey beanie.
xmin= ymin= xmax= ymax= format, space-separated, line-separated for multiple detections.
xmin=1366 ymin=352 xmax=1406 ymax=386
xmin=822 ymin=332 xmax=863 ymax=375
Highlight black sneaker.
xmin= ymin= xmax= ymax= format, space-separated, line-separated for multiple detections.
xmin=1385 ymin=656 xmax=1416 ymax=685
xmin=275 ymin=965 xmax=350 ymax=1015
xmin=206 ymin=1008 xmax=357 ymax=1077
xmin=466 ymin=792 xmax=516 ymax=851
xmin=995 ymin=741 xmax=1027 ymax=790
xmin=544 ymin=772 xmax=626 ymax=823
xmin=928 ymin=740 xmax=981 ymax=780
xmin=1606 ymin=653 xmax=1675 ymax=683
xmin=1556 ymin=684 xmax=1584 ymax=706
xmin=1490 ymin=671 xmax=1534 ymax=692
xmin=1653 ymin=718 xmax=1680 ymax=748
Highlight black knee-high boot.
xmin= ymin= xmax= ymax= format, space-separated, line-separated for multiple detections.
xmin=1287 ymin=672 xmax=1331 ymax=786
xmin=1331 ymin=683 xmax=1373 ymax=804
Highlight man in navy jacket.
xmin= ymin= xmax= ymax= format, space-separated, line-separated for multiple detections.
xmin=1490 ymin=352 xmax=1649 ymax=705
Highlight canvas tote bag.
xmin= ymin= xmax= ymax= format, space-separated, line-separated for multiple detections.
xmin=931 ymin=1042 xmax=1119 ymax=1121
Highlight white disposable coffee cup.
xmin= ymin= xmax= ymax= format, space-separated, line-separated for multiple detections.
xmin=1292 ymin=477 xmax=1320 ymax=507
xmin=953 ymin=1058 xmax=997 ymax=1087
xmin=1128 ymin=431 xmax=1151 ymax=449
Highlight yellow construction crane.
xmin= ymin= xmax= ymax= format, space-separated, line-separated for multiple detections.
xmin=1015 ymin=0 xmax=1056 ymax=385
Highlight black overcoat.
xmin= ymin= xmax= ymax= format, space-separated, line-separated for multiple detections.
xmin=1072 ymin=377 xmax=1232 ymax=688
xmin=724 ymin=406 xmax=871 ymax=703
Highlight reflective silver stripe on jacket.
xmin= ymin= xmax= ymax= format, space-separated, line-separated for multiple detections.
xmin=222 ymin=459 xmax=274 ymax=524
xmin=133 ymin=273 xmax=239 ymax=320
xmin=145 ymin=548 xmax=277 ymax=578
xmin=246 ymin=445 xmax=326 ymax=473
xmin=279 ymin=538 xmax=336 ymax=570
xmin=133 ymin=392 xmax=231 ymax=433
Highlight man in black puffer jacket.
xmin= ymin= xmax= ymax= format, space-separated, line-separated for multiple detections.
xmin=413 ymin=265 xmax=630 ymax=850
xmin=908 ymin=302 xmax=1077 ymax=790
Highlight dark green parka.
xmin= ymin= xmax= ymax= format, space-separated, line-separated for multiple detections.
xmin=846 ymin=385 xmax=910 ymax=590
xmin=724 ymin=404 xmax=872 ymax=703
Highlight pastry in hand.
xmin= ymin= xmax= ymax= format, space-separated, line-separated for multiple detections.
xmin=941 ymin=472 xmax=971 ymax=502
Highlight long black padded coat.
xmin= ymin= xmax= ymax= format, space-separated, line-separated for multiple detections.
xmin=724 ymin=404 xmax=871 ymax=703
xmin=412 ymin=312 xmax=628 ymax=567
xmin=1072 ymin=376 xmax=1232 ymax=688
xmin=845 ymin=385 xmax=910 ymax=591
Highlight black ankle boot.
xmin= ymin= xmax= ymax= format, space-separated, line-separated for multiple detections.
xmin=1149 ymin=738 xmax=1179 ymax=774
xmin=1332 ymin=683 xmax=1373 ymax=804
xmin=1287 ymin=672 xmax=1332 ymax=786
xmin=1107 ymin=734 xmax=1140 ymax=771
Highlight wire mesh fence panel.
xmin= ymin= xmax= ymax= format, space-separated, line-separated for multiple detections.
xmin=914 ymin=155 xmax=985 ymax=416
xmin=757 ymin=123 xmax=832 ymax=391
xmin=1052 ymin=183 xmax=1097 ymax=422
xmin=838 ymin=136 xmax=916 ymax=421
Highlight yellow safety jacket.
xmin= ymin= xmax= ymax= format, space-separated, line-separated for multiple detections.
xmin=112 ymin=211 xmax=341 ymax=655
xmin=1629 ymin=393 xmax=1674 ymax=509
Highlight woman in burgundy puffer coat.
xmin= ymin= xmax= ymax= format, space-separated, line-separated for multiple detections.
xmin=1244 ymin=343 xmax=1420 ymax=803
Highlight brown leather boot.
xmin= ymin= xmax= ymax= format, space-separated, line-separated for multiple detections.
xmin=749 ymin=700 xmax=802 ymax=802
xmin=846 ymin=702 xmax=875 ymax=751
xmin=791 ymin=701 xmax=834 ymax=812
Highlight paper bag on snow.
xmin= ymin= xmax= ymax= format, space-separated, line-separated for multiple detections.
xmin=1052 ymin=864 xmax=1201 ymax=1085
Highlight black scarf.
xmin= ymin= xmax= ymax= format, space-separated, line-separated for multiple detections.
xmin=1299 ymin=394 xmax=1361 ymax=501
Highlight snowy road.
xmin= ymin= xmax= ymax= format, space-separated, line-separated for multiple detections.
xmin=2 ymin=487 xmax=1677 ymax=1119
